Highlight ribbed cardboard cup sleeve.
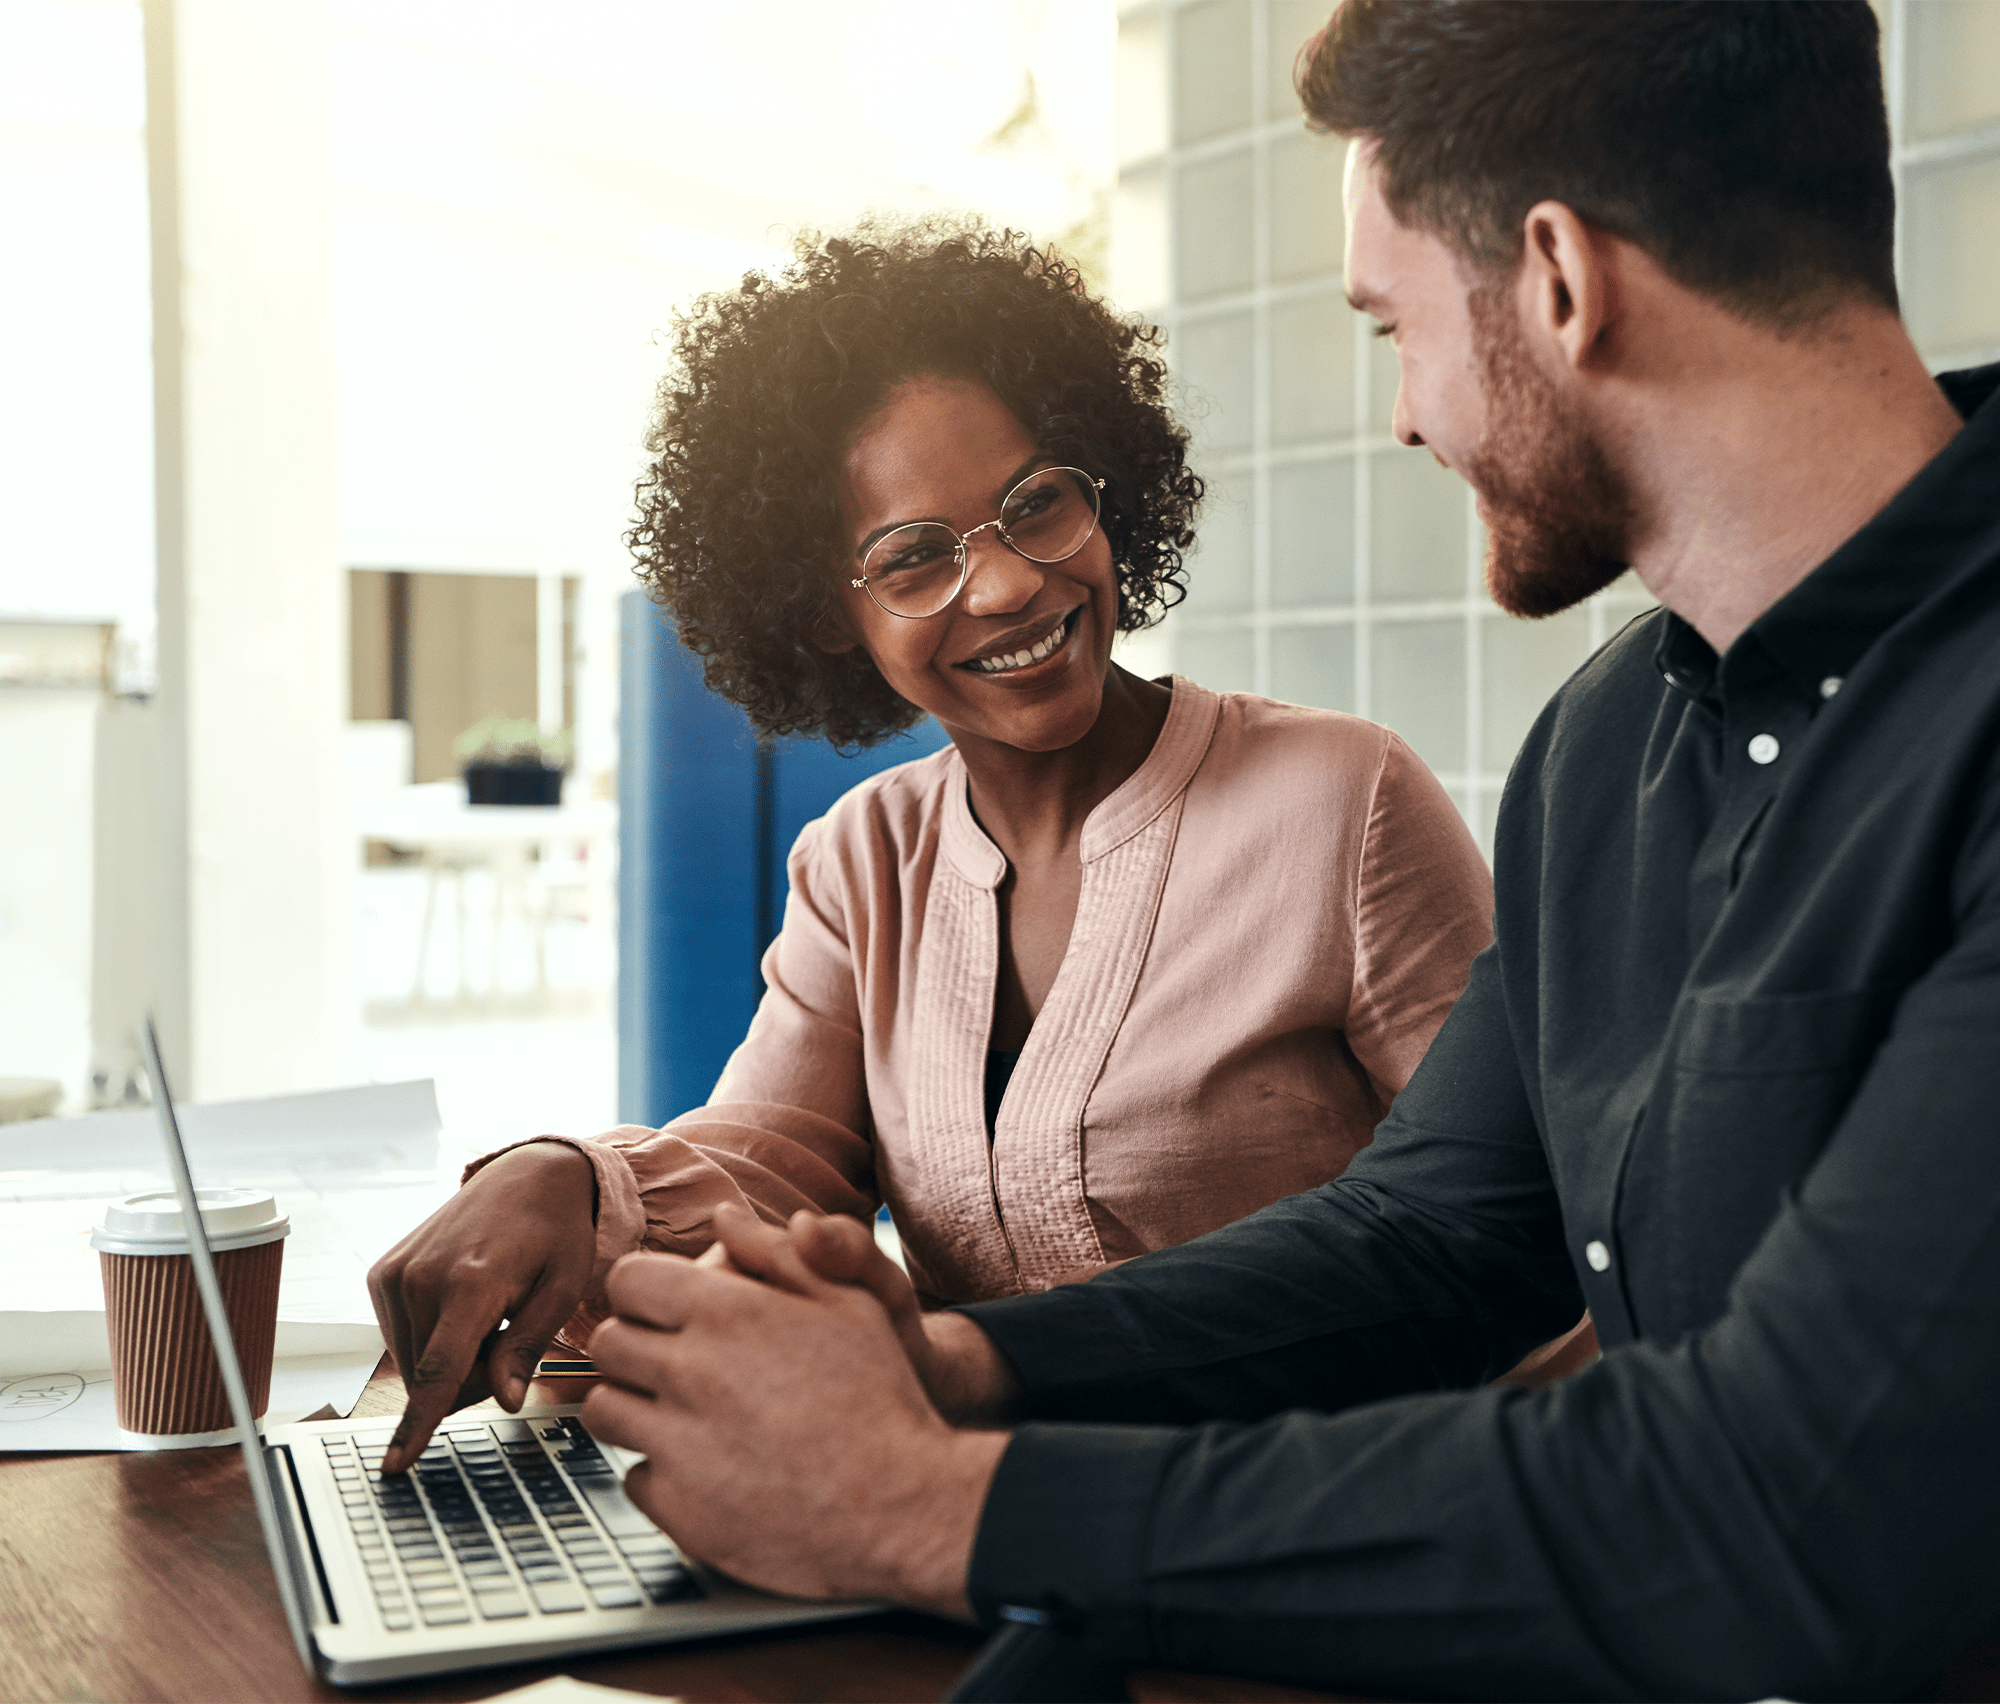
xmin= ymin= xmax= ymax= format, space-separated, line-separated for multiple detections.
xmin=99 ymin=1239 xmax=286 ymax=1436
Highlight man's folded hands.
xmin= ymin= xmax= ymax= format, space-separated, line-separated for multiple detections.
xmin=582 ymin=1201 xmax=1011 ymax=1616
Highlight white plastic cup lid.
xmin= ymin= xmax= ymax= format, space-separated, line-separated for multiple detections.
xmin=91 ymin=1188 xmax=290 ymax=1256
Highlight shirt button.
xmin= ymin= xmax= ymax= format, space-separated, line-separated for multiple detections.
xmin=1747 ymin=733 xmax=1780 ymax=765
xmin=1585 ymin=1240 xmax=1611 ymax=1272
xmin=1820 ymin=676 xmax=1843 ymax=699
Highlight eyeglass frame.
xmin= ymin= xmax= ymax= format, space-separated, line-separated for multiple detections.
xmin=846 ymin=466 xmax=1107 ymax=620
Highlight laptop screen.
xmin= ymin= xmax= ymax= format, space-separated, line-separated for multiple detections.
xmin=139 ymin=1017 xmax=318 ymax=1670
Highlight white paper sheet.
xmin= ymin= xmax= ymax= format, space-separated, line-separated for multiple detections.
xmin=478 ymin=1676 xmax=679 ymax=1703
xmin=0 ymin=1350 xmax=384 ymax=1452
xmin=478 ymin=1675 xmax=679 ymax=1703
xmin=0 ymin=1079 xmax=456 ymax=1451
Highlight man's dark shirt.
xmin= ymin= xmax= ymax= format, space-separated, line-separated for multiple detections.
xmin=958 ymin=365 xmax=2000 ymax=1701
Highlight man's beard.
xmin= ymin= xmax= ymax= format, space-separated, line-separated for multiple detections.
xmin=1462 ymin=280 xmax=1633 ymax=618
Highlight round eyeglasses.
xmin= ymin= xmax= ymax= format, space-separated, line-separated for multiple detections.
xmin=849 ymin=466 xmax=1105 ymax=619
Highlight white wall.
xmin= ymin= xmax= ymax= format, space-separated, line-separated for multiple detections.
xmin=148 ymin=0 xmax=351 ymax=1099
xmin=0 ymin=1 xmax=153 ymax=675
xmin=0 ymin=689 xmax=98 ymax=1104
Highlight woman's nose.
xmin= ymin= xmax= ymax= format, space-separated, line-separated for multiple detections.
xmin=959 ymin=533 xmax=1044 ymax=616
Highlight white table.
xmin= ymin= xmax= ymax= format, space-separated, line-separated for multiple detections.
xmin=351 ymin=783 xmax=616 ymax=1003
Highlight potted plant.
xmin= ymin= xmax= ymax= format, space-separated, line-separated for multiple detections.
xmin=455 ymin=716 xmax=572 ymax=806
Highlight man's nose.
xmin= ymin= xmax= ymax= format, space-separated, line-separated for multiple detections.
xmin=1392 ymin=376 xmax=1425 ymax=448
xmin=959 ymin=532 xmax=1043 ymax=615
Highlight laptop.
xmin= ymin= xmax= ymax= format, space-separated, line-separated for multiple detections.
xmin=137 ymin=1019 xmax=883 ymax=1686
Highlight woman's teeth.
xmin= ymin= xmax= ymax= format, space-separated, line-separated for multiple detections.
xmin=968 ymin=615 xmax=1070 ymax=674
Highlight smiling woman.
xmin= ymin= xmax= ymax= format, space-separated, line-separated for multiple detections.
xmin=365 ymin=219 xmax=1510 ymax=1470
xmin=629 ymin=219 xmax=1197 ymax=750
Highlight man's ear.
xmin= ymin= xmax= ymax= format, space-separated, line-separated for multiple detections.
xmin=1517 ymin=200 xmax=1613 ymax=372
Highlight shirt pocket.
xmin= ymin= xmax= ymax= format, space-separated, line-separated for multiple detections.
xmin=1674 ymin=985 xmax=1897 ymax=1077
xmin=1647 ymin=986 xmax=1897 ymax=1332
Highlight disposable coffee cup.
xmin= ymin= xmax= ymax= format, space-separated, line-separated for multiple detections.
xmin=91 ymin=1188 xmax=290 ymax=1449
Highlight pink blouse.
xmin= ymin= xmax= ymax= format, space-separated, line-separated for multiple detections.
xmin=471 ymin=678 xmax=1494 ymax=1327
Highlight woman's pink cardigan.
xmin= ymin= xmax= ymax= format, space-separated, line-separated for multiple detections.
xmin=474 ymin=678 xmax=1494 ymax=1326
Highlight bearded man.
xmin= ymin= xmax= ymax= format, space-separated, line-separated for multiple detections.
xmin=574 ymin=5 xmax=2000 ymax=1698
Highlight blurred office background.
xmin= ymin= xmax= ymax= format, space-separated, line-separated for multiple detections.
xmin=2 ymin=0 xmax=1995 ymax=1138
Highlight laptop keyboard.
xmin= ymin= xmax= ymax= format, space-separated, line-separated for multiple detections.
xmin=321 ymin=1415 xmax=703 ymax=1632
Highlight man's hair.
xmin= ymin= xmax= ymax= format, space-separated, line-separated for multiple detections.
xmin=627 ymin=216 xmax=1199 ymax=749
xmin=1299 ymin=0 xmax=1897 ymax=326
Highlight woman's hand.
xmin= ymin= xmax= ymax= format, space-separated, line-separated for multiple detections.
xmin=367 ymin=1140 xmax=598 ymax=1473
xmin=706 ymin=1201 xmax=1022 ymax=1426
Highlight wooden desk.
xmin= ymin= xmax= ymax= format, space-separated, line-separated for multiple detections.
xmin=0 ymin=1360 xmax=1337 ymax=1704
xmin=0 ymin=1443 xmax=993 ymax=1703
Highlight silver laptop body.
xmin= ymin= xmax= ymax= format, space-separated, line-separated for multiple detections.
xmin=139 ymin=1020 xmax=880 ymax=1686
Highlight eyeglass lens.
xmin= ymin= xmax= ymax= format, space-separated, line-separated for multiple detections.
xmin=860 ymin=467 xmax=1100 ymax=618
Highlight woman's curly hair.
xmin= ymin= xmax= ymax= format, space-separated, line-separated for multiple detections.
xmin=627 ymin=215 xmax=1202 ymax=748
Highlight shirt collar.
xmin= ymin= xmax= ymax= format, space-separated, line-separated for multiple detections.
xmin=1653 ymin=361 xmax=2000 ymax=707
xmin=939 ymin=675 xmax=1222 ymax=888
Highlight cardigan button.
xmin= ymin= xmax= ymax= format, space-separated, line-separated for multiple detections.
xmin=1585 ymin=1240 xmax=1611 ymax=1272
xmin=1747 ymin=733 xmax=1780 ymax=765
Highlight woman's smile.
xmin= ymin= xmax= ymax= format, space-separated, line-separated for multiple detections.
xmin=957 ymin=607 xmax=1081 ymax=677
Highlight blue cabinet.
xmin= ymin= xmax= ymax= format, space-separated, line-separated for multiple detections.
xmin=617 ymin=591 xmax=949 ymax=1127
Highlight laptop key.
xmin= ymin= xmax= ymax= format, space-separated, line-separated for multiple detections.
xmin=461 ymin=1560 xmax=508 ymax=1578
xmin=421 ymin=1605 xmax=473 ymax=1627
xmin=528 ymin=1581 xmax=585 ymax=1614
xmin=477 ymin=1592 xmax=529 ymax=1620
xmin=589 ymin=1584 xmax=642 ymax=1610
xmin=640 ymin=1572 xmax=702 ymax=1604
xmin=616 ymin=1533 xmax=677 ymax=1556
xmin=575 ymin=1483 xmax=658 ymax=1538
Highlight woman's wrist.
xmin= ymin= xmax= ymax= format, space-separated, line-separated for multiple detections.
xmin=484 ymin=1139 xmax=600 ymax=1220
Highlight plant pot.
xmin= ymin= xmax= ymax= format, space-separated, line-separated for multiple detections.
xmin=463 ymin=761 xmax=564 ymax=806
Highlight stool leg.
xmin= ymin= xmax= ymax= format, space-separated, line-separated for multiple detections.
xmin=413 ymin=855 xmax=441 ymax=1004
xmin=457 ymin=863 xmax=470 ymax=1001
